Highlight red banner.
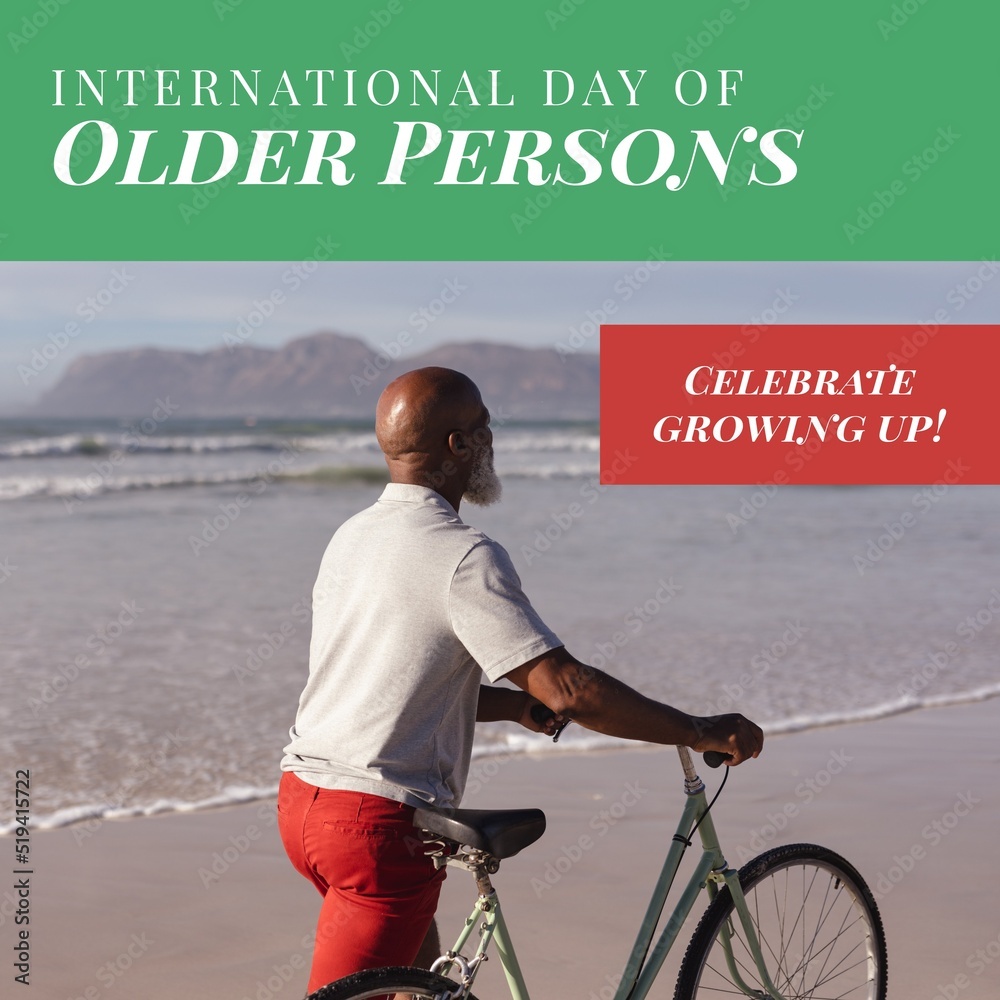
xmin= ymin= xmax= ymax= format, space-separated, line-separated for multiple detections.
xmin=599 ymin=325 xmax=997 ymax=485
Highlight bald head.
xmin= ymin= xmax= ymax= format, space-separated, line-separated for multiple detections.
xmin=375 ymin=368 xmax=494 ymax=508
xmin=376 ymin=367 xmax=483 ymax=458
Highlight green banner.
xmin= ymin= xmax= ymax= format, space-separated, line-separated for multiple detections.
xmin=2 ymin=0 xmax=995 ymax=260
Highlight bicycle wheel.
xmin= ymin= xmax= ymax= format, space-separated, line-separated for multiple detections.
xmin=305 ymin=965 xmax=480 ymax=1000
xmin=674 ymin=843 xmax=887 ymax=1000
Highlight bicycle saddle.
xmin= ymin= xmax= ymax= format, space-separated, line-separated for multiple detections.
xmin=413 ymin=806 xmax=546 ymax=859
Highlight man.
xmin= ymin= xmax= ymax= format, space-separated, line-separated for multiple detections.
xmin=279 ymin=367 xmax=763 ymax=995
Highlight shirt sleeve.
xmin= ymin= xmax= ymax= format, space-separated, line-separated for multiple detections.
xmin=449 ymin=539 xmax=563 ymax=682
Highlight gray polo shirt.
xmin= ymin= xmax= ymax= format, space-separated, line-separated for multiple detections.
xmin=281 ymin=483 xmax=562 ymax=808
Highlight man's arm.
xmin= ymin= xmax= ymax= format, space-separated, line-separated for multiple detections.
xmin=503 ymin=646 xmax=763 ymax=765
xmin=476 ymin=685 xmax=563 ymax=735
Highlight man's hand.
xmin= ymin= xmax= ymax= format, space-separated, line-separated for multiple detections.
xmin=477 ymin=686 xmax=566 ymax=737
xmin=690 ymin=713 xmax=763 ymax=766
xmin=517 ymin=694 xmax=567 ymax=737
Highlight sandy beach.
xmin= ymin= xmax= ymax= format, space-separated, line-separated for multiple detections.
xmin=19 ymin=698 xmax=1000 ymax=1000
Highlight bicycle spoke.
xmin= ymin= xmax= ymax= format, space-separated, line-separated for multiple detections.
xmin=756 ymin=864 xmax=821 ymax=994
xmin=683 ymin=987 xmax=752 ymax=995
xmin=786 ymin=864 xmax=821 ymax=971
xmin=680 ymin=851 xmax=884 ymax=1000
xmin=780 ymin=890 xmax=868 ymax=992
xmin=703 ymin=936 xmax=761 ymax=988
xmin=800 ymin=896 xmax=863 ymax=993
xmin=782 ymin=864 xmax=827 ymax=995
xmin=778 ymin=877 xmax=850 ymax=991
xmin=751 ymin=874 xmax=787 ymax=977
xmin=801 ymin=873 xmax=848 ymax=976
xmin=808 ymin=951 xmax=875 ymax=995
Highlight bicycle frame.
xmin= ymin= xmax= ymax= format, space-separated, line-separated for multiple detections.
xmin=437 ymin=746 xmax=787 ymax=1000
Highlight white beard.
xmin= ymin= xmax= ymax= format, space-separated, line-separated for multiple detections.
xmin=463 ymin=443 xmax=503 ymax=507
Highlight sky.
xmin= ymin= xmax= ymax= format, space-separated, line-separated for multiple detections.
xmin=1 ymin=261 xmax=997 ymax=412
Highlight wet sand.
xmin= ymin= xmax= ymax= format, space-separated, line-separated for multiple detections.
xmin=21 ymin=698 xmax=1000 ymax=999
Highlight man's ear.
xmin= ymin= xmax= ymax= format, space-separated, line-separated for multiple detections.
xmin=448 ymin=430 xmax=471 ymax=459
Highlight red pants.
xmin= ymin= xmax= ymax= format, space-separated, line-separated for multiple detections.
xmin=277 ymin=771 xmax=445 ymax=995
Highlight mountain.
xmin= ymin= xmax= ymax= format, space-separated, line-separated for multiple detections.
xmin=32 ymin=332 xmax=599 ymax=420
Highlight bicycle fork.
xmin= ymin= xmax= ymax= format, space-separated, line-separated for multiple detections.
xmin=697 ymin=811 xmax=788 ymax=1000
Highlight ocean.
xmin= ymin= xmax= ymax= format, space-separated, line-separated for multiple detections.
xmin=2 ymin=417 xmax=998 ymax=832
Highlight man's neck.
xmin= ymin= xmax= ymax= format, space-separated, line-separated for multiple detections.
xmin=387 ymin=466 xmax=464 ymax=513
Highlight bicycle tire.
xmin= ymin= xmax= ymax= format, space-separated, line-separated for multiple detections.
xmin=674 ymin=843 xmax=887 ymax=1000
xmin=305 ymin=965 xmax=480 ymax=1000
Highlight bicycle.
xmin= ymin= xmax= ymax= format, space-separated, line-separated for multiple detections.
xmin=305 ymin=745 xmax=887 ymax=1000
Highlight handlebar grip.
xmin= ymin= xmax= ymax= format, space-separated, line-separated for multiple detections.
xmin=703 ymin=751 xmax=732 ymax=768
